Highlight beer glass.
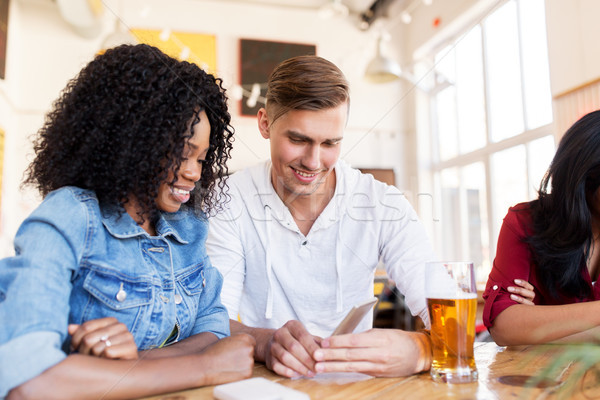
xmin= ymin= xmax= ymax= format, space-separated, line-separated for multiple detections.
xmin=425 ymin=261 xmax=478 ymax=384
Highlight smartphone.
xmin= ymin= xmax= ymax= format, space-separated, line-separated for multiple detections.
xmin=331 ymin=297 xmax=378 ymax=336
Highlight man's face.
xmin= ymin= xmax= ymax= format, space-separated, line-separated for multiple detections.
xmin=258 ymin=103 xmax=348 ymax=200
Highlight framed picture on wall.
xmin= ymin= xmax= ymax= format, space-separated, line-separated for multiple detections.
xmin=130 ymin=29 xmax=217 ymax=74
xmin=0 ymin=0 xmax=9 ymax=80
xmin=239 ymin=39 xmax=316 ymax=117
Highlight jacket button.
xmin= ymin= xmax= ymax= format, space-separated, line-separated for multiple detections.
xmin=174 ymin=294 xmax=183 ymax=304
xmin=116 ymin=283 xmax=127 ymax=302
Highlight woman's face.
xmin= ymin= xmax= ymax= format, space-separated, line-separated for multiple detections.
xmin=156 ymin=110 xmax=211 ymax=213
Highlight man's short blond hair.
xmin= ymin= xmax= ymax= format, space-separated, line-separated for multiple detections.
xmin=265 ymin=55 xmax=350 ymax=124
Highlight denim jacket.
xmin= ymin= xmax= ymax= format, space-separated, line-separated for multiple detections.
xmin=0 ymin=187 xmax=229 ymax=395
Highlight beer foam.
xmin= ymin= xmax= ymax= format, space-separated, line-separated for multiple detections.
xmin=425 ymin=263 xmax=476 ymax=299
xmin=430 ymin=292 xmax=478 ymax=300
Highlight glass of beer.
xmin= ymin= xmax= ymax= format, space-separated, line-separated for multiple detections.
xmin=425 ymin=261 xmax=478 ymax=384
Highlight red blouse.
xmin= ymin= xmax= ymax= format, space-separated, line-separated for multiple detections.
xmin=483 ymin=202 xmax=600 ymax=328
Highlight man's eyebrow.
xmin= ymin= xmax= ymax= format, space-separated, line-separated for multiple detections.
xmin=287 ymin=131 xmax=343 ymax=143
xmin=287 ymin=131 xmax=312 ymax=141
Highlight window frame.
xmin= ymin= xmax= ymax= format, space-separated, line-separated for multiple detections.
xmin=419 ymin=0 xmax=555 ymax=279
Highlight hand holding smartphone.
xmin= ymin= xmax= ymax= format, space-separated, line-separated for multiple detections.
xmin=331 ymin=297 xmax=378 ymax=336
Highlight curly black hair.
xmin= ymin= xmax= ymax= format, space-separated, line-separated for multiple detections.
xmin=23 ymin=44 xmax=234 ymax=221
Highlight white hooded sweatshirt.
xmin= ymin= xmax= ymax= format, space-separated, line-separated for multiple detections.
xmin=206 ymin=160 xmax=434 ymax=337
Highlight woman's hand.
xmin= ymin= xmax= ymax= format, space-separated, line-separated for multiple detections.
xmin=197 ymin=333 xmax=256 ymax=386
xmin=68 ymin=317 xmax=138 ymax=360
xmin=507 ymin=279 xmax=535 ymax=305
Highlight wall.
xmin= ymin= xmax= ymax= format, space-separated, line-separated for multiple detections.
xmin=0 ymin=0 xmax=408 ymax=255
xmin=545 ymin=0 xmax=600 ymax=97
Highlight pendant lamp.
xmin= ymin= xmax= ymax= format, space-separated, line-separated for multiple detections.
xmin=364 ymin=35 xmax=402 ymax=84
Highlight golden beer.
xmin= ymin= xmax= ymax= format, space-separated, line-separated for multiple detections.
xmin=427 ymin=295 xmax=478 ymax=383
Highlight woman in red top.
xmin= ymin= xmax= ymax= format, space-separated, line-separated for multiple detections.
xmin=484 ymin=110 xmax=600 ymax=345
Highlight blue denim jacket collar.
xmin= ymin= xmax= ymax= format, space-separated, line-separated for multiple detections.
xmin=100 ymin=206 xmax=189 ymax=244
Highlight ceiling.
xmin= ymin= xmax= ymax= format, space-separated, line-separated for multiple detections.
xmin=50 ymin=0 xmax=409 ymax=40
xmin=217 ymin=0 xmax=378 ymax=12
xmin=215 ymin=0 xmax=409 ymax=16
xmin=214 ymin=0 xmax=409 ymax=29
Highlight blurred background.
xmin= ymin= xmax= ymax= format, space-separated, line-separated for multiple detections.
xmin=0 ymin=0 xmax=598 ymax=289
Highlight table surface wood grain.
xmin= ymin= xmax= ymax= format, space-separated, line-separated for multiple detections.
xmin=138 ymin=342 xmax=600 ymax=400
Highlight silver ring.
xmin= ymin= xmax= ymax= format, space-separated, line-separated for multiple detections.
xmin=100 ymin=335 xmax=112 ymax=347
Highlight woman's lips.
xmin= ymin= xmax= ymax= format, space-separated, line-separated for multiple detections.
xmin=171 ymin=186 xmax=192 ymax=203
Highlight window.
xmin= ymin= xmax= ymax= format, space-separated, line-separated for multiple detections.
xmin=423 ymin=0 xmax=554 ymax=282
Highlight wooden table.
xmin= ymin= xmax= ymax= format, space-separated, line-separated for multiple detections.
xmin=140 ymin=342 xmax=600 ymax=400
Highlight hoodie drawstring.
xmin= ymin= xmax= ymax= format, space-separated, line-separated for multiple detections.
xmin=335 ymin=217 xmax=343 ymax=313
xmin=264 ymin=204 xmax=274 ymax=319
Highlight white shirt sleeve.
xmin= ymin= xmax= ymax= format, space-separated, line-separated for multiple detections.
xmin=378 ymin=188 xmax=436 ymax=328
xmin=206 ymin=203 xmax=246 ymax=320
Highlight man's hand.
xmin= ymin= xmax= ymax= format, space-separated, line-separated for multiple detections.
xmin=68 ymin=317 xmax=138 ymax=360
xmin=312 ymin=329 xmax=431 ymax=377
xmin=264 ymin=320 xmax=322 ymax=378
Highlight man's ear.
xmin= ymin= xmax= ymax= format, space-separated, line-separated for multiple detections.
xmin=257 ymin=108 xmax=270 ymax=139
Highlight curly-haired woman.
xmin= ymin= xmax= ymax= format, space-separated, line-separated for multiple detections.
xmin=0 ymin=44 xmax=254 ymax=399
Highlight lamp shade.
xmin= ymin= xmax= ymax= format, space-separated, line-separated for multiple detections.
xmin=56 ymin=0 xmax=103 ymax=39
xmin=318 ymin=0 xmax=349 ymax=19
xmin=100 ymin=19 xmax=137 ymax=52
xmin=364 ymin=36 xmax=402 ymax=83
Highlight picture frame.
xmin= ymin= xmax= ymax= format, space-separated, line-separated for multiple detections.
xmin=239 ymin=39 xmax=316 ymax=117
xmin=0 ymin=0 xmax=9 ymax=80
xmin=130 ymin=28 xmax=217 ymax=74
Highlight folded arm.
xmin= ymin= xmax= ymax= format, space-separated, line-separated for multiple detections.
xmin=507 ymin=279 xmax=536 ymax=305
xmin=68 ymin=317 xmax=138 ymax=360
xmin=70 ymin=316 xmax=220 ymax=360
xmin=7 ymin=334 xmax=255 ymax=400
xmin=489 ymin=301 xmax=600 ymax=346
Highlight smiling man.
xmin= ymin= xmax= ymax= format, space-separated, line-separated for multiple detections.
xmin=206 ymin=55 xmax=435 ymax=379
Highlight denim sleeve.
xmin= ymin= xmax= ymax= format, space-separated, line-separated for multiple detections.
xmin=0 ymin=188 xmax=87 ymax=394
xmin=190 ymin=263 xmax=230 ymax=339
xmin=0 ymin=332 xmax=66 ymax=397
